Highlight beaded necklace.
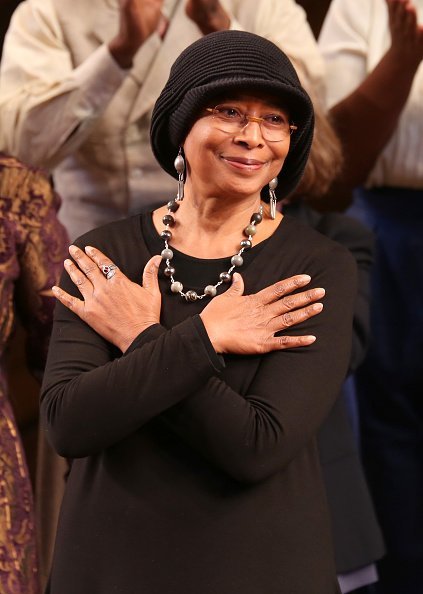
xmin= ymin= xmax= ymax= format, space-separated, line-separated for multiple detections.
xmin=159 ymin=200 xmax=264 ymax=302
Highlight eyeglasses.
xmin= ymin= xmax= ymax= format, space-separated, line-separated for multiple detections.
xmin=205 ymin=105 xmax=298 ymax=142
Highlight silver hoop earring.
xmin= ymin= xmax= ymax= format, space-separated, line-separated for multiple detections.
xmin=174 ymin=148 xmax=185 ymax=201
xmin=269 ymin=177 xmax=278 ymax=220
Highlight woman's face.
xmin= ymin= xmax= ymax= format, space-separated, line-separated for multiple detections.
xmin=182 ymin=93 xmax=292 ymax=200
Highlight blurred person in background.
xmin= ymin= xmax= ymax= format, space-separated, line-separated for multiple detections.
xmin=285 ymin=79 xmax=385 ymax=593
xmin=319 ymin=1 xmax=423 ymax=592
xmin=0 ymin=153 xmax=67 ymax=594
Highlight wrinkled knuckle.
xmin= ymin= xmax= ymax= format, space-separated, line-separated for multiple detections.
xmin=283 ymin=312 xmax=294 ymax=326
xmin=272 ymin=283 xmax=286 ymax=298
xmin=282 ymin=296 xmax=296 ymax=310
xmin=278 ymin=334 xmax=290 ymax=346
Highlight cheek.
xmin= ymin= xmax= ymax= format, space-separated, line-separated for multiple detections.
xmin=183 ymin=131 xmax=222 ymax=175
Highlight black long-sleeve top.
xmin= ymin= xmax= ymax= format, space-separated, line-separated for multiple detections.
xmin=41 ymin=212 xmax=357 ymax=594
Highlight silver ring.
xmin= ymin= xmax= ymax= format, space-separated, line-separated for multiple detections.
xmin=100 ymin=263 xmax=118 ymax=280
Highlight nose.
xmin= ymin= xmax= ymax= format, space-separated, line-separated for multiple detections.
xmin=234 ymin=118 xmax=264 ymax=148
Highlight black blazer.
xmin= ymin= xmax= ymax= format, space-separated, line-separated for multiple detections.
xmin=286 ymin=202 xmax=386 ymax=573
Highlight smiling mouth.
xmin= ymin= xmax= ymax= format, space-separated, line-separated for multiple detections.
xmin=221 ymin=156 xmax=266 ymax=170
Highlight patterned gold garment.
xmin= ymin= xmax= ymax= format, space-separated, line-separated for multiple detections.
xmin=0 ymin=154 xmax=68 ymax=594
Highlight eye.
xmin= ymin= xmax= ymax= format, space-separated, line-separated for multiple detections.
xmin=263 ymin=113 xmax=288 ymax=127
xmin=215 ymin=106 xmax=243 ymax=120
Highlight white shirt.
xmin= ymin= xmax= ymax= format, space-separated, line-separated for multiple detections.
xmin=0 ymin=0 xmax=324 ymax=239
xmin=318 ymin=0 xmax=423 ymax=189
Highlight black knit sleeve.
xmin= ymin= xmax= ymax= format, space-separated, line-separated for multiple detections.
xmin=160 ymin=243 xmax=357 ymax=483
xmin=40 ymin=223 xmax=225 ymax=459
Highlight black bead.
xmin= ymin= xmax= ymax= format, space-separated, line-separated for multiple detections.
xmin=167 ymin=200 xmax=180 ymax=213
xmin=161 ymin=229 xmax=172 ymax=241
xmin=240 ymin=239 xmax=252 ymax=250
xmin=219 ymin=272 xmax=231 ymax=283
xmin=250 ymin=212 xmax=262 ymax=224
xmin=162 ymin=214 xmax=175 ymax=227
xmin=164 ymin=266 xmax=175 ymax=277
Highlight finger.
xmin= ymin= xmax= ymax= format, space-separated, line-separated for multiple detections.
xmin=269 ymin=287 xmax=325 ymax=317
xmin=52 ymin=285 xmax=85 ymax=318
xmin=142 ymin=255 xmax=161 ymax=291
xmin=253 ymin=274 xmax=311 ymax=305
xmin=265 ymin=334 xmax=317 ymax=351
xmin=225 ymin=272 xmax=244 ymax=296
xmin=269 ymin=302 xmax=324 ymax=333
xmin=84 ymin=245 xmax=119 ymax=282
xmin=68 ymin=245 xmax=104 ymax=283
xmin=64 ymin=258 xmax=93 ymax=298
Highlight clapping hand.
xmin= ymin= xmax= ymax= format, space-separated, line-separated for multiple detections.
xmin=185 ymin=0 xmax=230 ymax=34
xmin=109 ymin=0 xmax=165 ymax=68
xmin=387 ymin=0 xmax=423 ymax=66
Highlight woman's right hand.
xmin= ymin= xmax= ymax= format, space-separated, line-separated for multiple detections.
xmin=200 ymin=273 xmax=324 ymax=355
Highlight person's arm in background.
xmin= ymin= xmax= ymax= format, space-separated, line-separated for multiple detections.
xmin=0 ymin=0 xmax=164 ymax=168
xmin=320 ymin=0 xmax=423 ymax=188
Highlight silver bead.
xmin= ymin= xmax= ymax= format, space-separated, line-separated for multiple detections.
xmin=269 ymin=177 xmax=278 ymax=191
xmin=231 ymin=254 xmax=243 ymax=267
xmin=244 ymin=224 xmax=257 ymax=237
xmin=220 ymin=272 xmax=231 ymax=283
xmin=171 ymin=281 xmax=183 ymax=293
xmin=174 ymin=154 xmax=185 ymax=174
xmin=185 ymin=290 xmax=198 ymax=302
xmin=240 ymin=239 xmax=252 ymax=249
xmin=164 ymin=266 xmax=175 ymax=277
xmin=204 ymin=285 xmax=217 ymax=297
xmin=161 ymin=248 xmax=173 ymax=260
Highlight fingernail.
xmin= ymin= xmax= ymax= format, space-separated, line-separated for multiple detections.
xmin=85 ymin=246 xmax=94 ymax=255
xmin=69 ymin=245 xmax=77 ymax=255
xmin=312 ymin=303 xmax=323 ymax=312
xmin=51 ymin=286 xmax=59 ymax=294
xmin=64 ymin=259 xmax=72 ymax=267
xmin=315 ymin=288 xmax=325 ymax=297
xmin=307 ymin=335 xmax=317 ymax=343
xmin=300 ymin=274 xmax=311 ymax=282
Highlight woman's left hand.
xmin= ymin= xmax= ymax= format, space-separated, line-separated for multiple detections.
xmin=52 ymin=245 xmax=162 ymax=353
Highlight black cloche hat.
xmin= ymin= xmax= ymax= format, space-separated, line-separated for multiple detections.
xmin=150 ymin=30 xmax=314 ymax=199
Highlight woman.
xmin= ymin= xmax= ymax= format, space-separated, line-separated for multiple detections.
xmin=41 ymin=31 xmax=357 ymax=593
xmin=0 ymin=153 xmax=68 ymax=594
